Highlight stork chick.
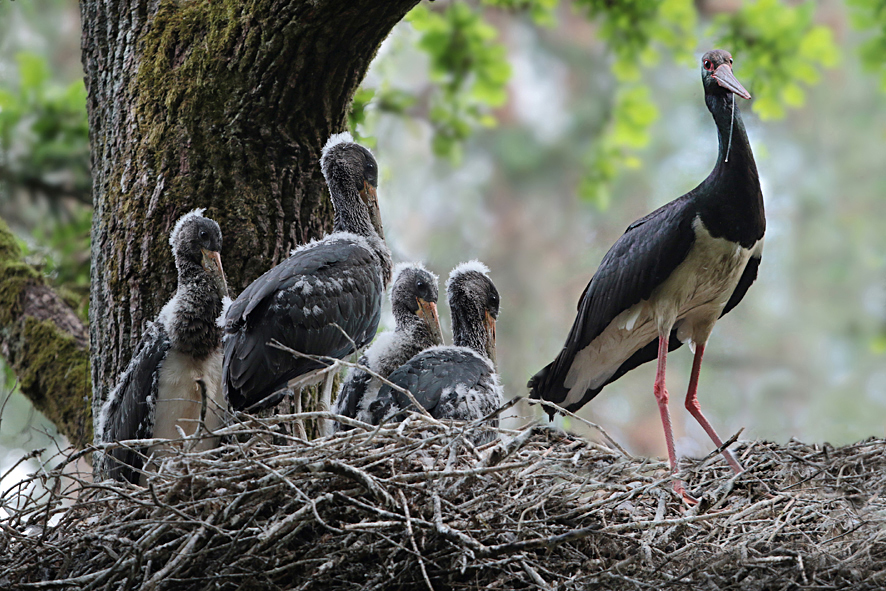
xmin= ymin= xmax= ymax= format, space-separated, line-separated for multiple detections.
xmin=100 ymin=209 xmax=228 ymax=484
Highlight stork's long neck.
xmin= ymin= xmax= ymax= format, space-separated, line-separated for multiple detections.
xmin=699 ymin=93 xmax=766 ymax=247
xmin=329 ymin=182 xmax=393 ymax=286
xmin=708 ymin=94 xmax=755 ymax=171
xmin=452 ymin=306 xmax=490 ymax=360
xmin=162 ymin=261 xmax=225 ymax=358
xmin=332 ymin=189 xmax=375 ymax=238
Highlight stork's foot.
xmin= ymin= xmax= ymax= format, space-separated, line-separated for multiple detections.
xmin=673 ymin=479 xmax=699 ymax=505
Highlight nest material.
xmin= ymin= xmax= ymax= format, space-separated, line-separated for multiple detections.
xmin=2 ymin=411 xmax=886 ymax=590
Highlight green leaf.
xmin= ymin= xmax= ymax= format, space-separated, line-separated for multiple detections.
xmin=402 ymin=1 xmax=513 ymax=161
xmin=711 ymin=0 xmax=839 ymax=120
xmin=16 ymin=52 xmax=50 ymax=93
xmin=781 ymin=82 xmax=805 ymax=108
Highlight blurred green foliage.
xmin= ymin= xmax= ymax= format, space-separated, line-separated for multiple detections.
xmin=714 ymin=0 xmax=839 ymax=120
xmin=406 ymin=2 xmax=512 ymax=162
xmin=24 ymin=207 xmax=92 ymax=319
xmin=481 ymin=0 xmax=559 ymax=27
xmin=0 ymin=52 xmax=91 ymax=205
xmin=580 ymin=84 xmax=659 ymax=209
xmin=574 ymin=0 xmax=697 ymax=81
xmin=848 ymin=0 xmax=886 ymax=92
xmin=574 ymin=0 xmax=696 ymax=206
xmin=0 ymin=51 xmax=91 ymax=316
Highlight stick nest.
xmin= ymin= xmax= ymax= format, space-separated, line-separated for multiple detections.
xmin=2 ymin=412 xmax=885 ymax=590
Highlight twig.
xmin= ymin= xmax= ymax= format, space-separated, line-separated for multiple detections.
xmin=526 ymin=399 xmax=632 ymax=458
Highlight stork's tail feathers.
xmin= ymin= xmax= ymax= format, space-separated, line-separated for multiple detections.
xmin=527 ymin=362 xmax=557 ymax=420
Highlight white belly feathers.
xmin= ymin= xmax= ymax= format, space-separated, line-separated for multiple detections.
xmin=150 ymin=347 xmax=225 ymax=457
xmin=563 ymin=216 xmax=762 ymax=406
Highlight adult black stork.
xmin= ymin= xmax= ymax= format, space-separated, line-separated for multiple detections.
xmin=528 ymin=50 xmax=765 ymax=502
xmin=223 ymin=133 xmax=392 ymax=437
xmin=332 ymin=262 xmax=445 ymax=430
xmin=99 ymin=209 xmax=228 ymax=484
xmin=371 ymin=261 xmax=503 ymax=444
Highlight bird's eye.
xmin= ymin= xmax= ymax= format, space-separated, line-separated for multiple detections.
xmin=416 ymin=280 xmax=425 ymax=290
xmin=703 ymin=59 xmax=712 ymax=70
xmin=729 ymin=58 xmax=734 ymax=65
xmin=200 ymin=230 xmax=208 ymax=240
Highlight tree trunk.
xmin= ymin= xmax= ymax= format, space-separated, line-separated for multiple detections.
xmin=80 ymin=0 xmax=419 ymax=445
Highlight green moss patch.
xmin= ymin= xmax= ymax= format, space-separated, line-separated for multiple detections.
xmin=18 ymin=317 xmax=92 ymax=448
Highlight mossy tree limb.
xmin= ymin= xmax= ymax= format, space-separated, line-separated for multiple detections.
xmin=80 ymin=0 xmax=420 ymax=444
xmin=0 ymin=217 xmax=91 ymax=449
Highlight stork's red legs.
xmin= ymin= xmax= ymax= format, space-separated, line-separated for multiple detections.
xmin=685 ymin=344 xmax=744 ymax=474
xmin=654 ymin=335 xmax=698 ymax=504
xmin=654 ymin=337 xmax=744 ymax=504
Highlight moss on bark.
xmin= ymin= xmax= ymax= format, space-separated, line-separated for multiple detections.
xmin=17 ymin=318 xmax=91 ymax=448
xmin=0 ymin=217 xmax=91 ymax=449
xmin=0 ymin=224 xmax=40 ymax=326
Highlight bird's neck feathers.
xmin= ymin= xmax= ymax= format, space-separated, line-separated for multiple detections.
xmin=394 ymin=308 xmax=439 ymax=350
xmin=176 ymin=258 xmax=207 ymax=287
xmin=160 ymin=262 xmax=225 ymax=358
xmin=706 ymin=93 xmax=759 ymax=181
xmin=327 ymin=170 xmax=377 ymax=239
xmin=452 ymin=308 xmax=490 ymax=360
xmin=327 ymin=178 xmax=393 ymax=287
xmin=697 ymin=92 xmax=765 ymax=246
xmin=332 ymin=195 xmax=376 ymax=238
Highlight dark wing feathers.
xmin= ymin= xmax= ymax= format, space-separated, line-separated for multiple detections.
xmin=721 ymin=254 xmax=760 ymax=317
xmin=224 ymin=239 xmax=384 ymax=411
xmin=372 ymin=349 xmax=489 ymax=423
xmin=529 ymin=199 xmax=697 ymax=409
xmin=333 ymin=354 xmax=372 ymax=428
xmin=102 ymin=322 xmax=171 ymax=484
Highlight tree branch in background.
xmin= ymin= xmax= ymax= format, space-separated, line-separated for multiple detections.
xmin=0 ymin=165 xmax=93 ymax=206
xmin=0 ymin=215 xmax=91 ymax=449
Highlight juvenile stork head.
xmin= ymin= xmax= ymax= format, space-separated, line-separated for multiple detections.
xmin=391 ymin=262 xmax=444 ymax=347
xmin=446 ymin=261 xmax=500 ymax=365
xmin=321 ymin=132 xmax=384 ymax=239
xmin=169 ymin=209 xmax=227 ymax=299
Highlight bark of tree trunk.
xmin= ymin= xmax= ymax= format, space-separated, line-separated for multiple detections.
xmin=80 ymin=0 xmax=419 ymax=446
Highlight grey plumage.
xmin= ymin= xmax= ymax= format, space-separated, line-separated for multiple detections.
xmin=333 ymin=262 xmax=444 ymax=429
xmin=372 ymin=261 xmax=503 ymax=443
xmin=223 ymin=133 xmax=393 ymax=412
xmin=99 ymin=209 xmax=228 ymax=484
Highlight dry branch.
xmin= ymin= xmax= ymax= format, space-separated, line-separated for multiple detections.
xmin=1 ymin=415 xmax=885 ymax=590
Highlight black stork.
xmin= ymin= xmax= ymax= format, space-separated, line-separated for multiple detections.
xmin=223 ymin=133 xmax=392 ymax=437
xmin=332 ymin=262 xmax=445 ymax=430
xmin=371 ymin=261 xmax=503 ymax=444
xmin=99 ymin=209 xmax=228 ymax=484
xmin=528 ymin=50 xmax=765 ymax=502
